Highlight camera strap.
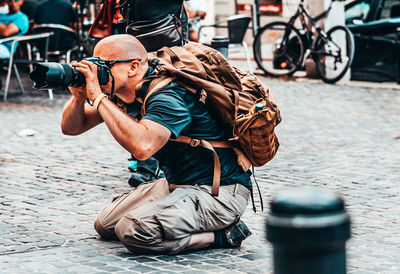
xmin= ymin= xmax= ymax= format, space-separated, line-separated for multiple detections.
xmin=108 ymin=69 xmax=116 ymax=100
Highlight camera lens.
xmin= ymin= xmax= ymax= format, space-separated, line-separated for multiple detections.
xmin=30 ymin=62 xmax=86 ymax=89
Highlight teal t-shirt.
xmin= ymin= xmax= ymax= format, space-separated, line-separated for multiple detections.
xmin=124 ymin=71 xmax=251 ymax=190
xmin=0 ymin=11 xmax=29 ymax=53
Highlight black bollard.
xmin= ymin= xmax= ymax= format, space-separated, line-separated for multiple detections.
xmin=266 ymin=188 xmax=351 ymax=274
xmin=210 ymin=36 xmax=229 ymax=60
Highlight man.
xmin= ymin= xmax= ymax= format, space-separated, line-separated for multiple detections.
xmin=0 ymin=0 xmax=29 ymax=59
xmin=61 ymin=34 xmax=252 ymax=254
xmin=21 ymin=0 xmax=39 ymax=22
xmin=126 ymin=0 xmax=188 ymax=42
xmin=33 ymin=0 xmax=77 ymax=50
xmin=185 ymin=0 xmax=207 ymax=42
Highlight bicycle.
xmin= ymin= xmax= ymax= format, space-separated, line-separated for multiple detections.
xmin=252 ymin=0 xmax=355 ymax=84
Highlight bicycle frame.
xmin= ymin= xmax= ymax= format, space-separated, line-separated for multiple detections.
xmin=284 ymin=0 xmax=342 ymax=67
xmin=252 ymin=0 xmax=262 ymax=37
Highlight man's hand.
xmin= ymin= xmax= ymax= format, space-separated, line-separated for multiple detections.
xmin=71 ymin=60 xmax=103 ymax=102
xmin=67 ymin=71 xmax=86 ymax=101
xmin=61 ymin=61 xmax=105 ymax=135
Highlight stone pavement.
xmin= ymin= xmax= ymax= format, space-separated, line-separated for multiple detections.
xmin=0 ymin=72 xmax=400 ymax=273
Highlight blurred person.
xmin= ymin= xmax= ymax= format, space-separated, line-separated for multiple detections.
xmin=124 ymin=0 xmax=188 ymax=45
xmin=112 ymin=0 xmax=123 ymax=34
xmin=88 ymin=0 xmax=190 ymax=187
xmin=0 ymin=0 xmax=29 ymax=58
xmin=34 ymin=0 xmax=77 ymax=50
xmin=184 ymin=0 xmax=207 ymax=42
xmin=20 ymin=0 xmax=39 ymax=22
xmin=73 ymin=0 xmax=97 ymax=32
xmin=89 ymin=0 xmax=187 ymax=187
xmin=120 ymin=0 xmax=189 ymax=187
xmin=34 ymin=0 xmax=77 ymax=28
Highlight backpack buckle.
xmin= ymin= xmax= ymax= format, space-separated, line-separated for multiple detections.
xmin=189 ymin=139 xmax=201 ymax=147
xmin=199 ymin=89 xmax=207 ymax=104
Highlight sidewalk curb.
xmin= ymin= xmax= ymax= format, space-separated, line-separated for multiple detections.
xmin=291 ymin=76 xmax=400 ymax=90
xmin=230 ymin=59 xmax=400 ymax=91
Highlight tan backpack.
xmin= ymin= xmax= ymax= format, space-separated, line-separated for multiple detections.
xmin=137 ymin=42 xmax=281 ymax=200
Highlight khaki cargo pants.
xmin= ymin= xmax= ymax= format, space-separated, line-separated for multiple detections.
xmin=94 ymin=178 xmax=250 ymax=255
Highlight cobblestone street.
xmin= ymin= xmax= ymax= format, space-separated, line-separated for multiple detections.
xmin=0 ymin=74 xmax=399 ymax=273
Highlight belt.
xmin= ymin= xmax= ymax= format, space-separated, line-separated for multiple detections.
xmin=232 ymin=183 xmax=250 ymax=200
xmin=169 ymin=183 xmax=249 ymax=200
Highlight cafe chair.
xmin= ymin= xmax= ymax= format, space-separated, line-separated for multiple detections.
xmin=200 ymin=14 xmax=253 ymax=73
xmin=1 ymin=32 xmax=53 ymax=101
xmin=31 ymin=23 xmax=79 ymax=63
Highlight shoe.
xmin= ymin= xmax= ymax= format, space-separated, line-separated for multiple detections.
xmin=128 ymin=159 xmax=138 ymax=172
xmin=127 ymin=157 xmax=165 ymax=187
xmin=224 ymin=219 xmax=252 ymax=247
xmin=127 ymin=167 xmax=165 ymax=187
xmin=128 ymin=172 xmax=157 ymax=187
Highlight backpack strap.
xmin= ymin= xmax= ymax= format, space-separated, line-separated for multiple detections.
xmin=171 ymin=136 xmax=232 ymax=196
xmin=159 ymin=47 xmax=185 ymax=69
xmin=138 ymin=76 xmax=176 ymax=116
xmin=232 ymin=89 xmax=240 ymax=137
xmin=173 ymin=136 xmax=262 ymax=212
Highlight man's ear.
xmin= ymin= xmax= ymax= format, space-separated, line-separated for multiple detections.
xmin=127 ymin=61 xmax=141 ymax=77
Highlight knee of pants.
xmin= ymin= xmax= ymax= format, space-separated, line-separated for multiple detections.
xmin=115 ymin=215 xmax=160 ymax=251
xmin=114 ymin=216 xmax=130 ymax=244
xmin=115 ymin=215 xmax=190 ymax=255
xmin=94 ymin=215 xmax=118 ymax=241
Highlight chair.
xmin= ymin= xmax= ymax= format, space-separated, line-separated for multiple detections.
xmin=1 ymin=32 xmax=53 ymax=101
xmin=200 ymin=14 xmax=253 ymax=73
xmin=31 ymin=23 xmax=79 ymax=63
xmin=390 ymin=4 xmax=400 ymax=18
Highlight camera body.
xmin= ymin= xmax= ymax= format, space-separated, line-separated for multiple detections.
xmin=77 ymin=57 xmax=111 ymax=86
xmin=30 ymin=57 xmax=111 ymax=89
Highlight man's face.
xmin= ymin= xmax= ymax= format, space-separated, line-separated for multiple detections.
xmin=93 ymin=46 xmax=141 ymax=104
xmin=8 ymin=0 xmax=23 ymax=13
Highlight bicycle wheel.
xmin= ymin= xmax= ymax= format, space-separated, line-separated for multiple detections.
xmin=253 ymin=22 xmax=305 ymax=77
xmin=314 ymin=25 xmax=355 ymax=84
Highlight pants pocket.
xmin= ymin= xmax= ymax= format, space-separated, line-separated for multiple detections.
xmin=154 ymin=191 xmax=206 ymax=240
xmin=200 ymin=185 xmax=250 ymax=231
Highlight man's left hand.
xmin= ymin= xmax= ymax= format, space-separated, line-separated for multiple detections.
xmin=71 ymin=60 xmax=103 ymax=102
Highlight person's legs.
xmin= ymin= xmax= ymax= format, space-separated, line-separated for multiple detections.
xmin=114 ymin=184 xmax=250 ymax=254
xmin=185 ymin=232 xmax=215 ymax=251
xmin=185 ymin=220 xmax=252 ymax=250
xmin=94 ymin=178 xmax=170 ymax=240
xmin=0 ymin=44 xmax=10 ymax=59
xmin=189 ymin=30 xmax=200 ymax=42
xmin=115 ymin=187 xmax=197 ymax=254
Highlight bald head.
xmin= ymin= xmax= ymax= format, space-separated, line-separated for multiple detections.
xmin=94 ymin=34 xmax=148 ymax=62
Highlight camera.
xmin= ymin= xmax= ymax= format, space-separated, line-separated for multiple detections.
xmin=29 ymin=57 xmax=110 ymax=89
